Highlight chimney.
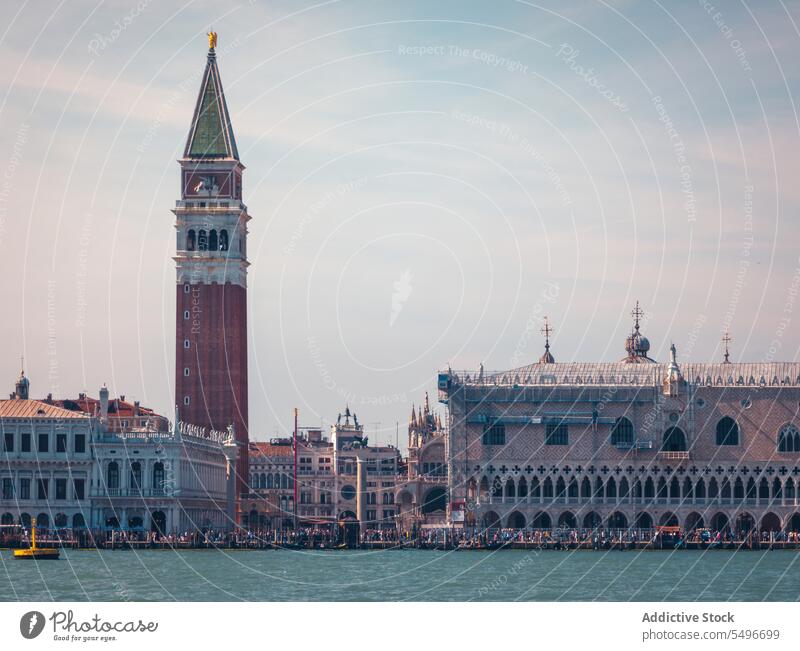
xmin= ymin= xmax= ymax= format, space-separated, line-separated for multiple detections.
xmin=133 ymin=400 xmax=140 ymax=416
xmin=99 ymin=385 xmax=109 ymax=423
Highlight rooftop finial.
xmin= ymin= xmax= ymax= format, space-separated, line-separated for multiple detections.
xmin=541 ymin=316 xmax=553 ymax=348
xmin=631 ymin=300 xmax=644 ymax=333
xmin=621 ymin=302 xmax=653 ymax=363
xmin=722 ymin=330 xmax=732 ymax=364
xmin=208 ymin=30 xmax=217 ymax=50
xmin=539 ymin=316 xmax=555 ymax=363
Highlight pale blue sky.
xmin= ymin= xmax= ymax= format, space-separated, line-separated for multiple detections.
xmin=1 ymin=0 xmax=799 ymax=445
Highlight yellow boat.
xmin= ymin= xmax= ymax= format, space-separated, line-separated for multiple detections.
xmin=14 ymin=518 xmax=60 ymax=560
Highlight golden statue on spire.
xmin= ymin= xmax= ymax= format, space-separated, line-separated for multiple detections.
xmin=208 ymin=31 xmax=217 ymax=49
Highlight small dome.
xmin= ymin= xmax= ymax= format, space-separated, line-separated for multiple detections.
xmin=638 ymin=336 xmax=650 ymax=352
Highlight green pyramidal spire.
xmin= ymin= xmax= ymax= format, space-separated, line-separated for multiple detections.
xmin=184 ymin=35 xmax=239 ymax=159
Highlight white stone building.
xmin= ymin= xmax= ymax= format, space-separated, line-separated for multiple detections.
xmin=0 ymin=369 xmax=95 ymax=530
xmin=0 ymin=372 xmax=237 ymax=536
xmin=91 ymin=388 xmax=236 ymax=534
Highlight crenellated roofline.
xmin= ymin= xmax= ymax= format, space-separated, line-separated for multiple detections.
xmin=444 ymin=362 xmax=800 ymax=388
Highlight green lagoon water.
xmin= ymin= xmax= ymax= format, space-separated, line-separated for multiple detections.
xmin=0 ymin=549 xmax=798 ymax=601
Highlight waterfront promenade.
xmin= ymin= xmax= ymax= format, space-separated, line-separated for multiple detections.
xmin=4 ymin=526 xmax=800 ymax=552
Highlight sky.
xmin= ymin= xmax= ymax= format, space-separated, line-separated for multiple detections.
xmin=1 ymin=0 xmax=799 ymax=448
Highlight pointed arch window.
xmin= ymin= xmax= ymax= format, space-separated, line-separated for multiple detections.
xmin=716 ymin=417 xmax=739 ymax=446
xmin=219 ymin=229 xmax=229 ymax=251
xmin=778 ymin=424 xmax=800 ymax=452
xmin=662 ymin=427 xmax=687 ymax=452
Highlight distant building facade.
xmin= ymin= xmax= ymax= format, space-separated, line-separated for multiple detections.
xmin=440 ymin=306 xmax=800 ymax=535
xmin=244 ymin=407 xmax=402 ymax=531
xmin=397 ymin=394 xmax=447 ymax=532
xmin=243 ymin=440 xmax=295 ymax=530
xmin=0 ymin=369 xmax=95 ymax=530
xmin=0 ymin=372 xmax=236 ymax=535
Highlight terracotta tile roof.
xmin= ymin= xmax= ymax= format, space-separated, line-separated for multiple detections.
xmin=249 ymin=441 xmax=294 ymax=458
xmin=50 ymin=395 xmax=163 ymax=419
xmin=0 ymin=399 xmax=92 ymax=419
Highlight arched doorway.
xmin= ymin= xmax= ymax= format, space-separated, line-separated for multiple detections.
xmin=19 ymin=513 xmax=31 ymax=528
xmin=788 ymin=513 xmax=800 ymax=533
xmin=36 ymin=513 xmax=49 ymax=528
xmin=711 ymin=512 xmax=730 ymax=532
xmin=735 ymin=512 xmax=755 ymax=535
xmin=507 ymin=511 xmax=526 ymax=529
xmin=531 ymin=511 xmax=551 ymax=529
xmin=583 ymin=511 xmax=601 ymax=529
xmin=558 ymin=511 xmax=576 ymax=528
xmin=248 ymin=509 xmax=259 ymax=527
xmin=662 ymin=427 xmax=687 ymax=451
xmin=482 ymin=510 xmax=501 ymax=530
xmin=685 ymin=512 xmax=704 ymax=531
xmin=1 ymin=513 xmax=13 ymax=525
xmin=635 ymin=512 xmax=653 ymax=529
xmin=72 ymin=513 xmax=86 ymax=529
xmin=54 ymin=513 xmax=67 ymax=528
xmin=760 ymin=512 xmax=781 ymax=533
xmin=128 ymin=516 xmax=144 ymax=530
xmin=421 ymin=487 xmax=447 ymax=514
xmin=658 ymin=512 xmax=678 ymax=527
xmin=608 ymin=511 xmax=628 ymax=529
xmin=150 ymin=511 xmax=166 ymax=535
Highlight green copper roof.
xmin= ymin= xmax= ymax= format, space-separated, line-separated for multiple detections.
xmin=184 ymin=52 xmax=239 ymax=159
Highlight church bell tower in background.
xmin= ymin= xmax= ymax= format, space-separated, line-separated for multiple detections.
xmin=173 ymin=32 xmax=249 ymax=510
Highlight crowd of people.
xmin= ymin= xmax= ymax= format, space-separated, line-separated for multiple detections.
xmin=415 ymin=526 xmax=800 ymax=549
xmin=4 ymin=523 xmax=799 ymax=550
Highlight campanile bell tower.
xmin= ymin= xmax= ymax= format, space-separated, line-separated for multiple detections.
xmin=174 ymin=32 xmax=249 ymax=507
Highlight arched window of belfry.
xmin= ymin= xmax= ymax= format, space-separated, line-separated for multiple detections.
xmin=187 ymin=229 xmax=196 ymax=251
xmin=198 ymin=229 xmax=208 ymax=251
xmin=209 ymin=229 xmax=218 ymax=251
xmin=219 ymin=229 xmax=229 ymax=251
